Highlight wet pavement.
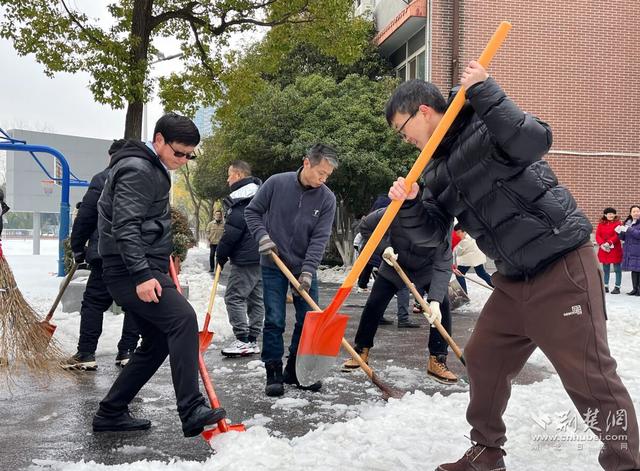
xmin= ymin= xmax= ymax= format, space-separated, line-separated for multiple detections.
xmin=0 ymin=258 xmax=549 ymax=469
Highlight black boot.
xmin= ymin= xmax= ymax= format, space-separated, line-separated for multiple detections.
xmin=283 ymin=355 xmax=322 ymax=392
xmin=182 ymin=404 xmax=227 ymax=437
xmin=265 ymin=361 xmax=284 ymax=397
xmin=92 ymin=410 xmax=151 ymax=432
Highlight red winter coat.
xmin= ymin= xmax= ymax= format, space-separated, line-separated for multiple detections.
xmin=595 ymin=220 xmax=623 ymax=264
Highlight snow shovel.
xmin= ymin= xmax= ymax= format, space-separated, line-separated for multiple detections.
xmin=448 ymin=278 xmax=470 ymax=311
xmin=168 ymin=257 xmax=245 ymax=439
xmin=294 ymin=21 xmax=512 ymax=386
xmin=199 ymin=264 xmax=221 ymax=352
xmin=269 ymin=252 xmax=404 ymax=400
xmin=384 ymin=253 xmax=465 ymax=366
xmin=453 ymin=267 xmax=494 ymax=292
xmin=39 ymin=262 xmax=78 ymax=339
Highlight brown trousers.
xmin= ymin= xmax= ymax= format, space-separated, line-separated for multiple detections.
xmin=465 ymin=243 xmax=640 ymax=470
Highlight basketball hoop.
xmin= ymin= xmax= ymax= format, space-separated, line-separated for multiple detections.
xmin=41 ymin=179 xmax=54 ymax=196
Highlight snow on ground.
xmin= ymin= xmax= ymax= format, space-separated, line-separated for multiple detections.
xmin=4 ymin=240 xmax=640 ymax=470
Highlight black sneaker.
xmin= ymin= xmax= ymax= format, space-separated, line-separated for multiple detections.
xmin=182 ymin=404 xmax=227 ymax=437
xmin=93 ymin=410 xmax=151 ymax=432
xmin=611 ymin=287 xmax=620 ymax=294
xmin=378 ymin=317 xmax=393 ymax=325
xmin=397 ymin=320 xmax=421 ymax=328
xmin=605 ymin=286 xmax=609 ymax=293
xmin=61 ymin=352 xmax=97 ymax=371
xmin=115 ymin=350 xmax=134 ymax=367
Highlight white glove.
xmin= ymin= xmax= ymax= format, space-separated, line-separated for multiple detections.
xmin=600 ymin=243 xmax=612 ymax=252
xmin=615 ymin=225 xmax=628 ymax=233
xmin=383 ymin=247 xmax=398 ymax=266
xmin=426 ymin=301 xmax=442 ymax=325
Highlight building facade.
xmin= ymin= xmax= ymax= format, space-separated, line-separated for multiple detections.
xmin=193 ymin=106 xmax=216 ymax=139
xmin=360 ymin=0 xmax=639 ymax=225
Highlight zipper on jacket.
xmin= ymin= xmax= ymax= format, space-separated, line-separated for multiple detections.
xmin=442 ymin=159 xmax=523 ymax=272
xmin=496 ymin=180 xmax=560 ymax=235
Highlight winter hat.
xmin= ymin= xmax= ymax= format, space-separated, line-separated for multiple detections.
xmin=603 ymin=207 xmax=617 ymax=215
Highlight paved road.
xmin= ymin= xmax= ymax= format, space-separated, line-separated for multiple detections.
xmin=0 ymin=256 xmax=548 ymax=469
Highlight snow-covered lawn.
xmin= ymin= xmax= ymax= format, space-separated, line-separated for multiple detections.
xmin=3 ymin=240 xmax=639 ymax=470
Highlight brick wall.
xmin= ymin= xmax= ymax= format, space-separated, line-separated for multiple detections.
xmin=429 ymin=0 xmax=639 ymax=227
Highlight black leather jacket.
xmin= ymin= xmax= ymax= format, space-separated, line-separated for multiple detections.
xmin=97 ymin=140 xmax=172 ymax=284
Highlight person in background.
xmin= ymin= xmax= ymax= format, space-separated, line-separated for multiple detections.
xmin=617 ymin=205 xmax=640 ymax=296
xmin=216 ymin=160 xmax=264 ymax=357
xmin=0 ymin=188 xmax=9 ymax=239
xmin=63 ymin=139 xmax=140 ymax=371
xmin=205 ymin=210 xmax=224 ymax=272
xmin=453 ymin=223 xmax=494 ymax=293
xmin=596 ymin=207 xmax=623 ymax=294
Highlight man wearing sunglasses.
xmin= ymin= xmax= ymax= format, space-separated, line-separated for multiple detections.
xmin=94 ymin=113 xmax=226 ymax=438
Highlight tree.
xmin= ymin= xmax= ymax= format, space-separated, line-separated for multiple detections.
xmin=1 ymin=0 xmax=369 ymax=139
xmin=198 ymin=73 xmax=418 ymax=265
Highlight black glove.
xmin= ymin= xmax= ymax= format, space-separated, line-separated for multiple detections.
xmin=298 ymin=272 xmax=313 ymax=292
xmin=217 ymin=257 xmax=227 ymax=270
xmin=73 ymin=251 xmax=86 ymax=264
xmin=258 ymin=235 xmax=278 ymax=256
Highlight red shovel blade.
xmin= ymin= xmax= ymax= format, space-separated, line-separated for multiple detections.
xmin=295 ymin=287 xmax=351 ymax=386
xmin=39 ymin=320 xmax=56 ymax=339
xmin=198 ymin=312 xmax=214 ymax=353
xmin=202 ymin=422 xmax=246 ymax=441
xmin=198 ymin=330 xmax=214 ymax=354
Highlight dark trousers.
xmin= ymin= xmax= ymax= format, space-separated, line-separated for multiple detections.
xmin=77 ymin=261 xmax=139 ymax=354
xmin=98 ymin=269 xmax=205 ymax=423
xmin=354 ymin=275 xmax=452 ymax=356
xmin=261 ymin=265 xmax=318 ymax=363
xmin=209 ymin=244 xmax=218 ymax=271
xmin=456 ymin=264 xmax=494 ymax=293
xmin=631 ymin=271 xmax=640 ymax=292
xmin=357 ymin=262 xmax=376 ymax=289
xmin=465 ymin=243 xmax=639 ymax=470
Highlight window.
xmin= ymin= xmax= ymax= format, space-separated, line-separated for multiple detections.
xmin=393 ymin=27 xmax=427 ymax=82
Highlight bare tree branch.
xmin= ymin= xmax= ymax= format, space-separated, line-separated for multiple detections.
xmin=60 ymin=0 xmax=104 ymax=45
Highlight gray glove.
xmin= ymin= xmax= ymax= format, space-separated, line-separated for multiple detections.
xmin=298 ymin=272 xmax=312 ymax=292
xmin=258 ymin=235 xmax=278 ymax=255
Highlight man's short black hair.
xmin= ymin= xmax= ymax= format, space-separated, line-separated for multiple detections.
xmin=229 ymin=160 xmax=252 ymax=177
xmin=153 ymin=112 xmax=200 ymax=146
xmin=306 ymin=143 xmax=339 ymax=168
xmin=454 ymin=222 xmax=463 ymax=232
xmin=385 ymin=80 xmax=447 ymax=126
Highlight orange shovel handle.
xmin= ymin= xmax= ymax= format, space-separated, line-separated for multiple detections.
xmin=343 ymin=21 xmax=512 ymax=291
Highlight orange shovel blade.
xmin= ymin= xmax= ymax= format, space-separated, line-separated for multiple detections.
xmin=202 ymin=422 xmax=246 ymax=441
xmin=295 ymin=310 xmax=349 ymax=387
xmin=39 ymin=320 xmax=56 ymax=339
xmin=198 ymin=330 xmax=214 ymax=353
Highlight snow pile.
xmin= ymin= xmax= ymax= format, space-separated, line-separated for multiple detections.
xmin=7 ymin=241 xmax=640 ymax=471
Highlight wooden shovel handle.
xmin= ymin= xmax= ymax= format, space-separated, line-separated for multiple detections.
xmin=269 ymin=252 xmax=374 ymax=377
xmin=45 ymin=263 xmax=78 ymax=321
xmin=384 ymin=253 xmax=465 ymax=365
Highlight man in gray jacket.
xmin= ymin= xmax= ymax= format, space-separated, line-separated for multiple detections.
xmin=245 ymin=144 xmax=337 ymax=397
xmin=216 ymin=160 xmax=264 ymax=357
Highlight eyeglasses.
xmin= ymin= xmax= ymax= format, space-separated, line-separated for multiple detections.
xmin=167 ymin=142 xmax=196 ymax=160
xmin=397 ymin=109 xmax=418 ymax=139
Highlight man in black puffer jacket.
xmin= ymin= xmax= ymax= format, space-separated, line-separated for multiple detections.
xmin=93 ymin=113 xmax=226 ymax=438
xmin=341 ymin=199 xmax=457 ymax=384
xmin=216 ymin=160 xmax=264 ymax=357
xmin=387 ymin=62 xmax=639 ymax=471
xmin=62 ymin=139 xmax=140 ymax=371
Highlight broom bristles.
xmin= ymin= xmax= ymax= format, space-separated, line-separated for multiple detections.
xmin=0 ymin=255 xmax=66 ymax=380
